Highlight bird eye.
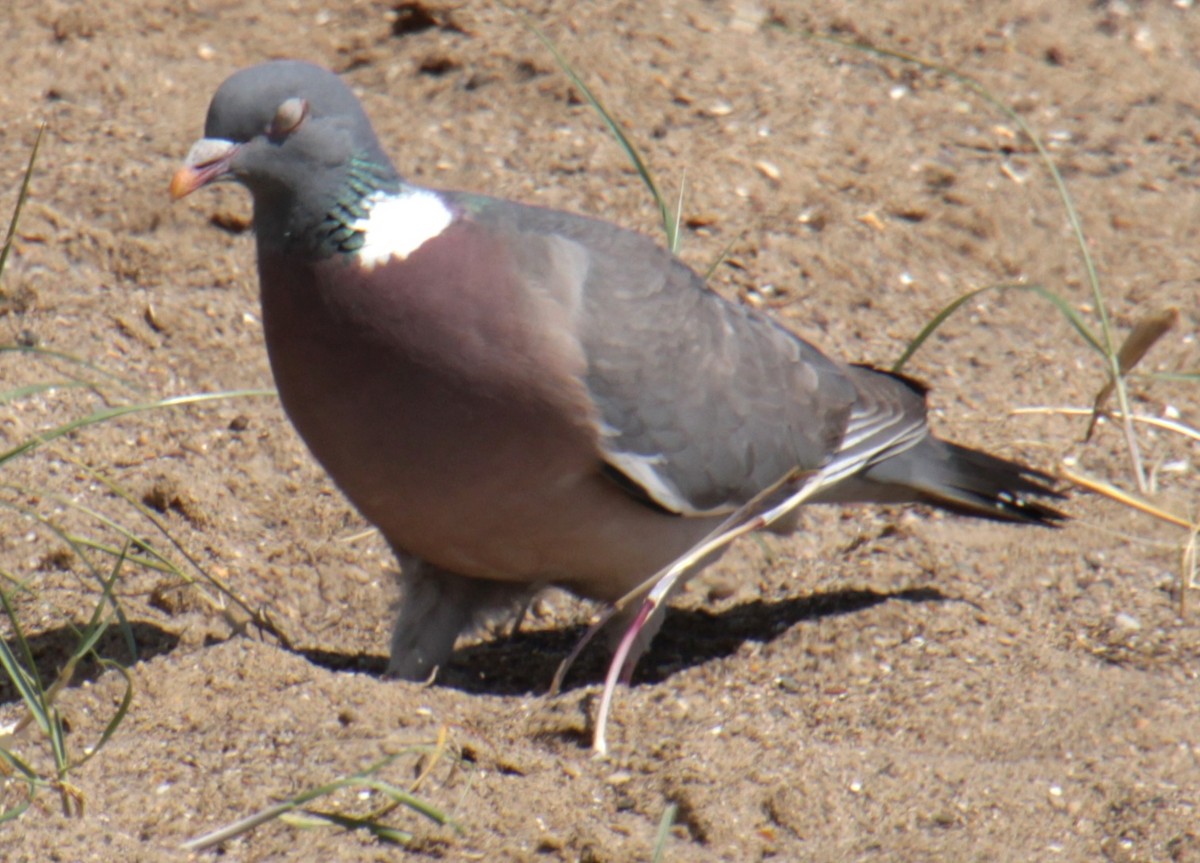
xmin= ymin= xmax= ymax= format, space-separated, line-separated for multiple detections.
xmin=268 ymin=97 xmax=308 ymax=138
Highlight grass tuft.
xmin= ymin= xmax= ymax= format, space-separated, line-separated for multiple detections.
xmin=0 ymin=129 xmax=283 ymax=820
xmin=768 ymin=26 xmax=1199 ymax=611
xmin=181 ymin=733 xmax=464 ymax=851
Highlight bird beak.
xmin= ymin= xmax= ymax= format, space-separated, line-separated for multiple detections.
xmin=170 ymin=138 xmax=239 ymax=199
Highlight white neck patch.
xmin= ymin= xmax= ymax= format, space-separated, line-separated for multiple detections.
xmin=352 ymin=188 xmax=454 ymax=270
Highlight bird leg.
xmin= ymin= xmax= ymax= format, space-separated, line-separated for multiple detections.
xmin=388 ymin=556 xmax=535 ymax=681
xmin=591 ymin=466 xmax=828 ymax=754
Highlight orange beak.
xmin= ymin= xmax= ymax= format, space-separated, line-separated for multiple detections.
xmin=170 ymin=138 xmax=239 ymax=199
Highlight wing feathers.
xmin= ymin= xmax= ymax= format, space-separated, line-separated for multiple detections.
xmin=459 ymin=194 xmax=1062 ymax=524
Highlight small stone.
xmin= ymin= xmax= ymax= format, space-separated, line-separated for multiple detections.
xmin=776 ymin=675 xmax=804 ymax=694
xmin=754 ymin=160 xmax=781 ymax=182
xmin=1114 ymin=613 xmax=1141 ymax=632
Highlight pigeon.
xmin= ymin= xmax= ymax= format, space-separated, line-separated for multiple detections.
xmin=172 ymin=59 xmax=1065 ymax=688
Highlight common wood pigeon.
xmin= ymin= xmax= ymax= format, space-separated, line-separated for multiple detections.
xmin=172 ymin=60 xmax=1064 ymax=686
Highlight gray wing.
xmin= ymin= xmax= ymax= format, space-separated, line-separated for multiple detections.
xmin=458 ymin=192 xmax=922 ymax=516
xmin=506 ymin=201 xmax=863 ymax=514
xmin=578 ymin=240 xmax=858 ymax=515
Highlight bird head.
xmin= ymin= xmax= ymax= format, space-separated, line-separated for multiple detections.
xmin=171 ymin=60 xmax=399 ymax=249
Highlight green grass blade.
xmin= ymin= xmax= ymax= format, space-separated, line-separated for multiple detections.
xmin=891 ymin=283 xmax=1104 ymax=374
xmin=0 ymin=389 xmax=275 ymax=468
xmin=703 ymin=235 xmax=740 ymax=283
xmin=0 ymin=123 xmax=44 ymax=280
xmin=65 ymin=542 xmax=128 ymax=663
xmin=349 ymin=777 xmax=457 ymax=827
xmin=652 ymin=802 xmax=678 ymax=862
xmin=58 ymin=468 xmax=277 ymax=634
xmin=72 ymin=660 xmax=133 ymax=770
xmin=0 ymin=750 xmax=37 ymax=823
xmin=43 ymin=534 xmax=174 ymax=574
xmin=0 ymin=344 xmax=144 ymax=395
xmin=0 ymin=637 xmax=48 ymax=732
xmin=774 ymin=25 xmax=1157 ymax=489
xmin=281 ymin=809 xmax=415 ymax=843
xmin=1139 ymin=371 xmax=1200 ymax=383
xmin=181 ymin=749 xmax=459 ymax=851
xmin=505 ymin=4 xmax=679 ymax=250
xmin=0 ymin=575 xmax=70 ymax=776
xmin=0 ymin=585 xmax=52 ymax=734
xmin=0 ymin=380 xmax=96 ymax=406
xmin=44 ymin=545 xmax=137 ymax=773
xmin=0 ymin=494 xmax=138 ymax=658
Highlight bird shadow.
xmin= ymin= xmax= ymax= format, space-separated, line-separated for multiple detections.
xmin=0 ymin=588 xmax=953 ymax=707
xmin=299 ymin=585 xmax=953 ymax=697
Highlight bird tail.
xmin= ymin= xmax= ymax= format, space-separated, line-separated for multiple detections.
xmin=856 ymin=435 xmax=1067 ymax=525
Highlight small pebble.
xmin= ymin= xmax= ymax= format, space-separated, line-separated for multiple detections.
xmin=754 ymin=160 xmax=781 ymax=181
xmin=1114 ymin=613 xmax=1141 ymax=632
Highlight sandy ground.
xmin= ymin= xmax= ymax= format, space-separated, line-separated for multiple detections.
xmin=1 ymin=1 xmax=1198 ymax=860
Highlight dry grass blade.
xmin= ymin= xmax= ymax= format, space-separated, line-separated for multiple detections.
xmin=1184 ymin=529 xmax=1198 ymax=617
xmin=1061 ymin=467 xmax=1194 ymax=531
xmin=1060 ymin=466 xmax=1197 ymax=615
xmin=1012 ymin=406 xmax=1200 ymax=446
xmin=1086 ymin=307 xmax=1179 ymax=440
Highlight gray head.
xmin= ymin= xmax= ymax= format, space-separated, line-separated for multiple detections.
xmin=172 ymin=60 xmax=401 ymax=253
